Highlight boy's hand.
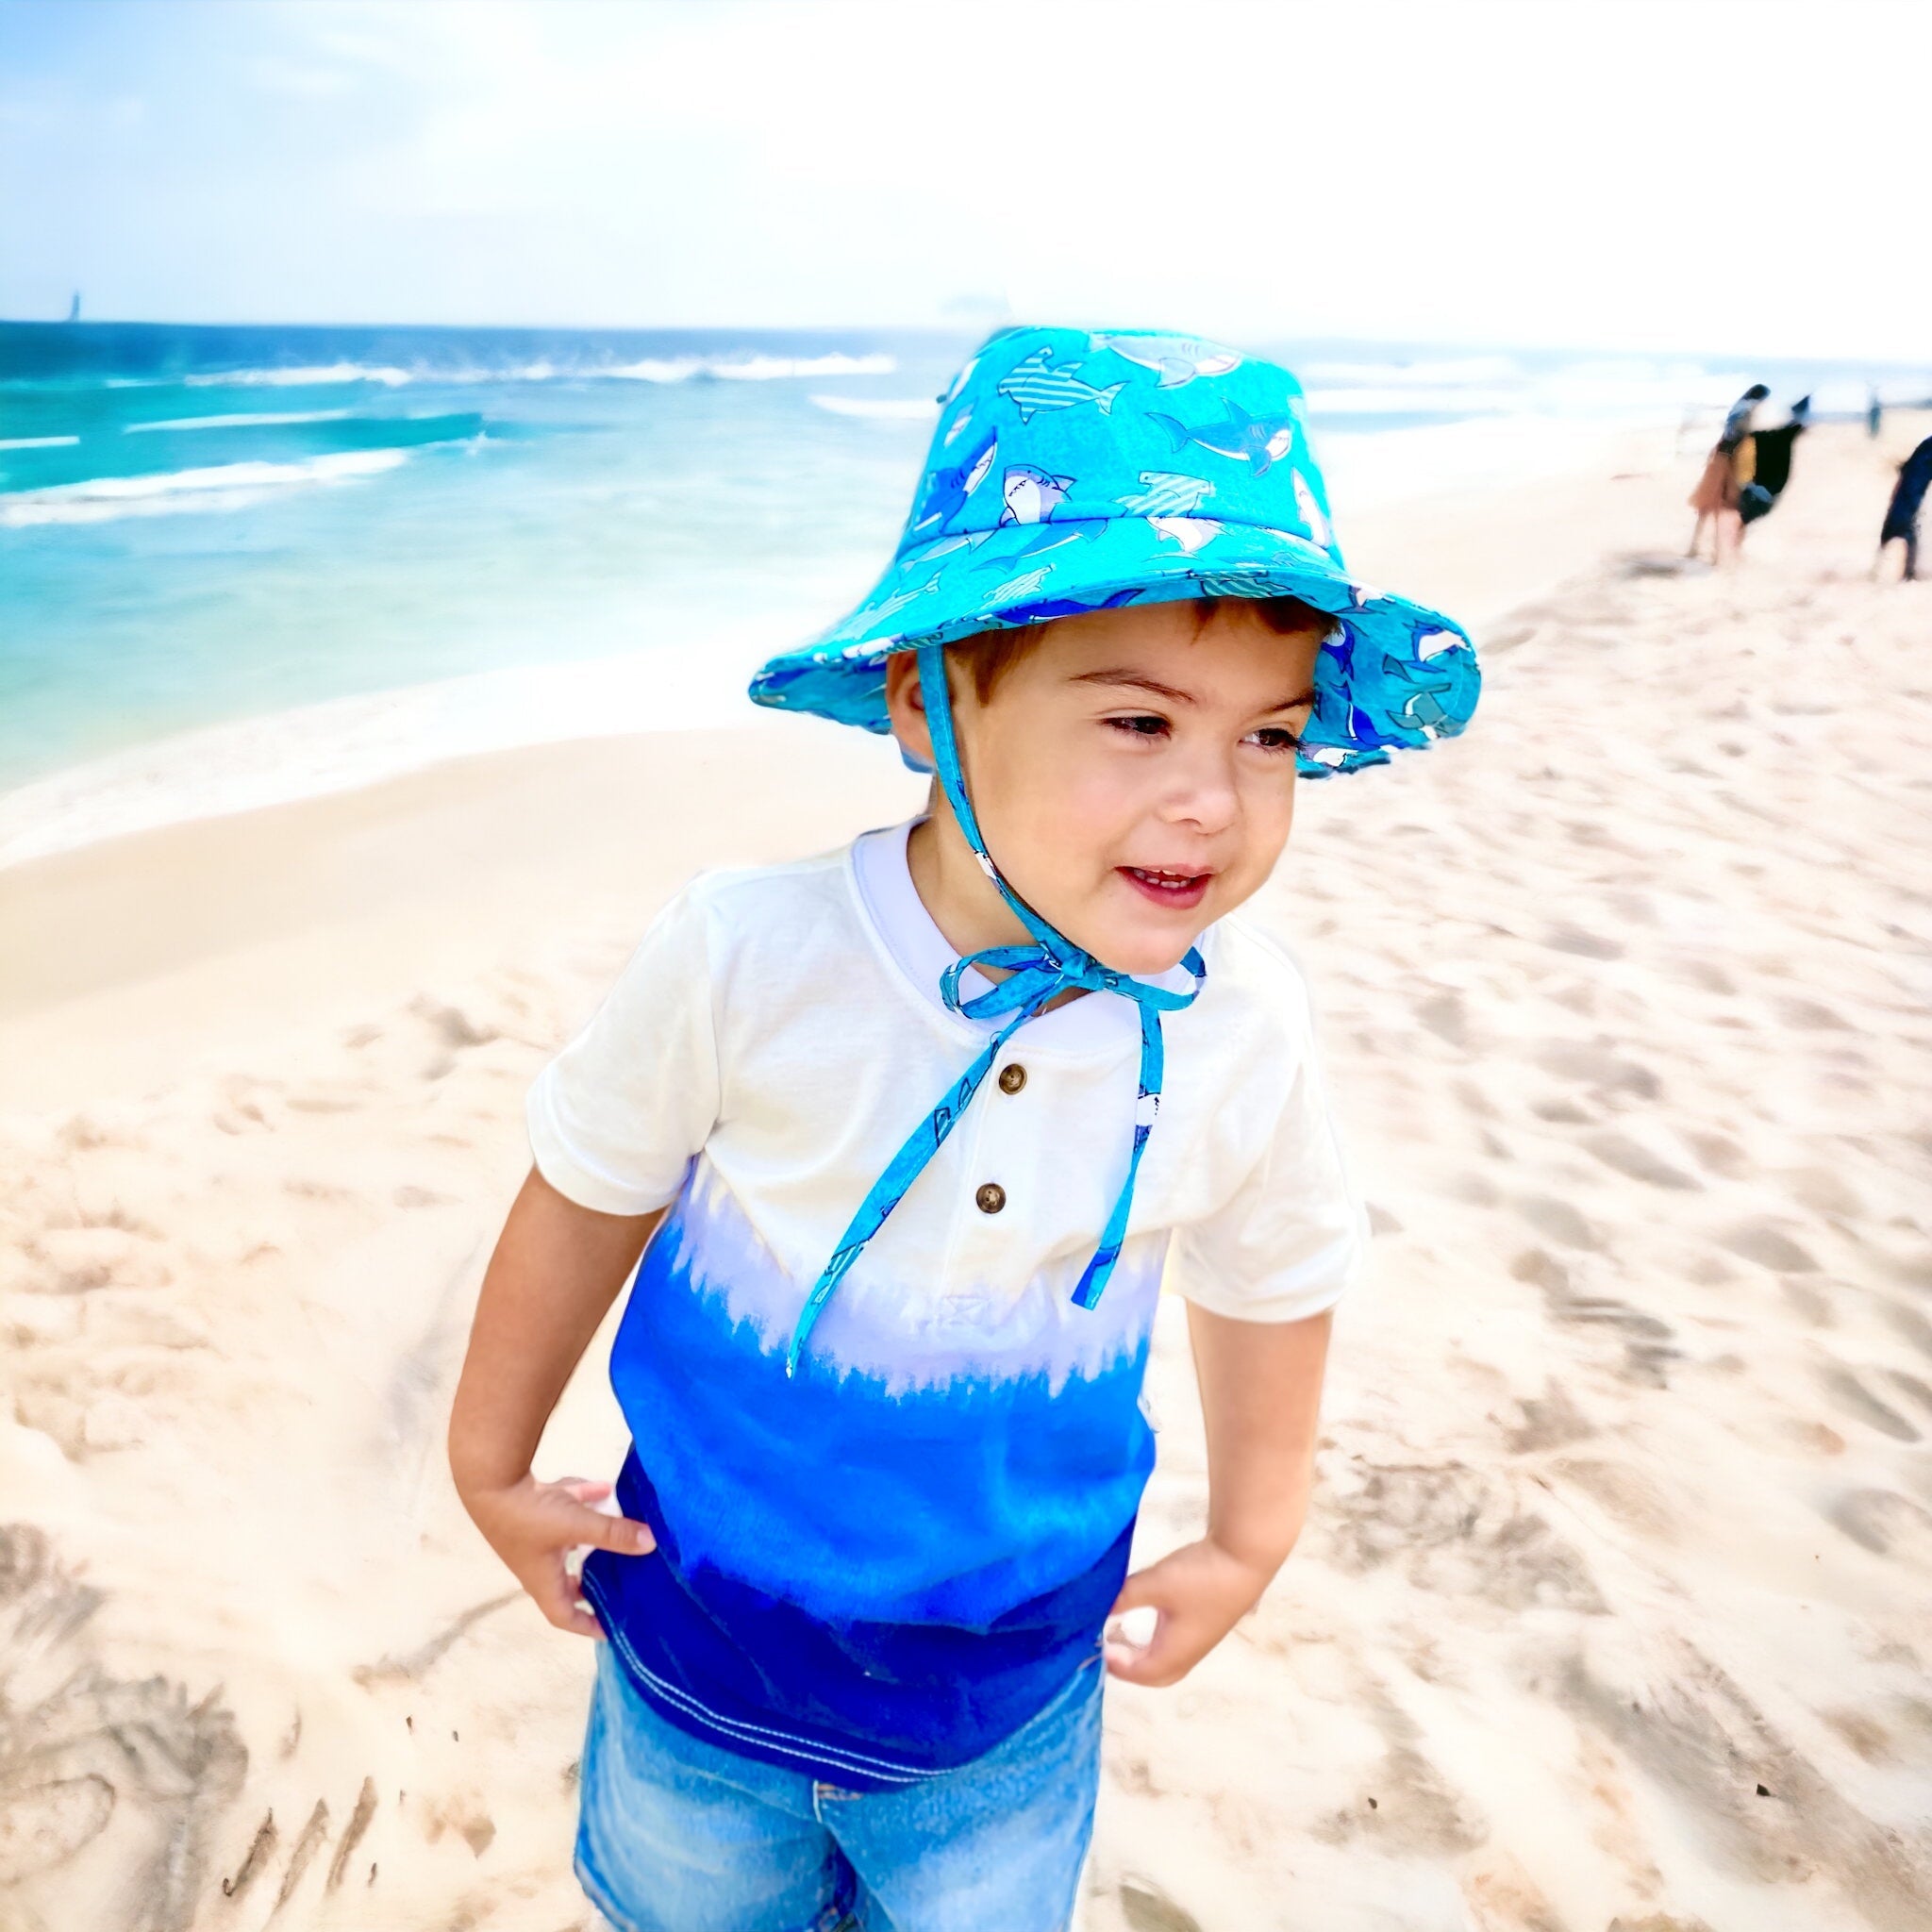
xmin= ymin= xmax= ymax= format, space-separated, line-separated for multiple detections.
xmin=459 ymin=1474 xmax=657 ymax=1639
xmin=1102 ymin=1537 xmax=1276 ymax=1687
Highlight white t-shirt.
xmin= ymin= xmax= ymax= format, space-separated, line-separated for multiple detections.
xmin=526 ymin=819 xmax=1361 ymax=1785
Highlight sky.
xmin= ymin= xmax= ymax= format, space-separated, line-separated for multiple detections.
xmin=1 ymin=0 xmax=1925 ymax=358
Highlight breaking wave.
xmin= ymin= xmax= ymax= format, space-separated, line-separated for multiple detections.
xmin=159 ymin=351 xmax=899 ymax=390
xmin=0 ymin=448 xmax=413 ymax=526
xmin=125 ymin=409 xmax=355 ymax=433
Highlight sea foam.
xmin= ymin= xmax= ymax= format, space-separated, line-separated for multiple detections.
xmin=0 ymin=448 xmax=410 ymax=526
xmin=160 ymin=352 xmax=899 ymax=390
xmin=125 ymin=409 xmax=356 ymax=433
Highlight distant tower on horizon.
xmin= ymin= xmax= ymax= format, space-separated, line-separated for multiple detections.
xmin=65 ymin=291 xmax=80 ymax=323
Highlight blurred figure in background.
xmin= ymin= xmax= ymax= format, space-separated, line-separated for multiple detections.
xmin=1876 ymin=434 xmax=1932 ymax=581
xmin=1738 ymin=394 xmax=1811 ymax=536
xmin=1868 ymin=385 xmax=1884 ymax=439
xmin=1688 ymin=381 xmax=1769 ymax=564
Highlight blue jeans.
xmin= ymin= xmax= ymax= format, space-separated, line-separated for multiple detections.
xmin=576 ymin=1639 xmax=1104 ymax=1932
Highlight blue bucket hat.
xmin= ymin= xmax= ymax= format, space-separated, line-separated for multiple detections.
xmin=758 ymin=326 xmax=1479 ymax=1375
xmin=749 ymin=323 xmax=1480 ymax=777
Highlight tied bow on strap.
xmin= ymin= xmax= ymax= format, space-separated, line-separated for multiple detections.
xmin=783 ymin=642 xmax=1207 ymax=1377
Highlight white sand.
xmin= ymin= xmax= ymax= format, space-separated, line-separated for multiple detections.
xmin=1 ymin=419 xmax=1927 ymax=1930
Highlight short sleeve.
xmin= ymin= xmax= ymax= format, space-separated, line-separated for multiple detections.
xmin=1165 ymin=986 xmax=1365 ymax=1324
xmin=525 ymin=887 xmax=721 ymax=1216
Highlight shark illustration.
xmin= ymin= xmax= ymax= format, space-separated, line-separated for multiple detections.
xmin=869 ymin=575 xmax=944 ymax=625
xmin=973 ymin=527 xmax=1086 ymax=571
xmin=999 ymin=464 xmax=1075 ymax=526
xmin=1116 ymin=470 xmax=1215 ymax=518
xmin=989 ymin=566 xmax=1055 ymax=605
xmin=1147 ymin=515 xmax=1223 ymax=554
xmin=938 ymin=354 xmax=981 ymax=408
xmin=1291 ymin=470 xmax=1334 ymax=551
xmin=996 ymin=587 xmax=1142 ymax=625
xmin=1148 ymin=398 xmax=1298 ymax=476
xmin=1092 ymin=335 xmax=1242 ymax=389
xmin=996 ymin=347 xmax=1126 ymax=424
xmin=908 ymin=428 xmax=998 ymax=537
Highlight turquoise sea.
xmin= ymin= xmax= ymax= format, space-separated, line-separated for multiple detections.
xmin=4 ymin=322 xmax=1923 ymax=850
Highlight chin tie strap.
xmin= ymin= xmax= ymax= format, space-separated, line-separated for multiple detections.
xmin=785 ymin=641 xmax=1205 ymax=1377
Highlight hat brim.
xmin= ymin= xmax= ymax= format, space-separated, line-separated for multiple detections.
xmin=748 ymin=515 xmax=1479 ymax=778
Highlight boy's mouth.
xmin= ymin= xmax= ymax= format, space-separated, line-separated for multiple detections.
xmin=1117 ymin=865 xmax=1213 ymax=911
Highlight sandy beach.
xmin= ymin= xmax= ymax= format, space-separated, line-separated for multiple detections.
xmin=3 ymin=416 xmax=1929 ymax=1931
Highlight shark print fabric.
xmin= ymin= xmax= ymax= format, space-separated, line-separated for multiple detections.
xmin=751 ymin=324 xmax=1481 ymax=777
xmin=528 ymin=824 xmax=1364 ymax=1786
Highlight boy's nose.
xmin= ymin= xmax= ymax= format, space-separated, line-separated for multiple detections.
xmin=1158 ymin=758 xmax=1240 ymax=835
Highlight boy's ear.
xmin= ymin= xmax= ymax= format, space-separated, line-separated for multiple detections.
xmin=883 ymin=651 xmax=938 ymax=771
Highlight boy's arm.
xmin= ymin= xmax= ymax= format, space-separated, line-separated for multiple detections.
xmin=448 ymin=1165 xmax=664 ymax=1636
xmin=1105 ymin=1300 xmax=1333 ymax=1687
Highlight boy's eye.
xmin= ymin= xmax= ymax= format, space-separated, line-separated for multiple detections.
xmin=1108 ymin=714 xmax=1169 ymax=740
xmin=1247 ymin=725 xmax=1304 ymax=754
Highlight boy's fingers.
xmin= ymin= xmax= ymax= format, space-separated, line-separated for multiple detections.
xmin=525 ymin=1554 xmax=607 ymax=1637
xmin=1104 ymin=1624 xmax=1194 ymax=1688
xmin=532 ymin=1579 xmax=605 ymax=1638
xmin=573 ymin=1506 xmax=657 ymax=1556
xmin=1108 ymin=1568 xmax=1165 ymax=1616
xmin=558 ymin=1478 xmax=612 ymax=1504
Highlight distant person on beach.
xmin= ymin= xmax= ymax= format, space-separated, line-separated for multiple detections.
xmin=1868 ymin=386 xmax=1884 ymax=439
xmin=1688 ymin=381 xmax=1768 ymax=563
xmin=1738 ymin=394 xmax=1811 ymax=534
xmin=1877 ymin=433 xmax=1932 ymax=581
xmin=447 ymin=327 xmax=1480 ymax=1929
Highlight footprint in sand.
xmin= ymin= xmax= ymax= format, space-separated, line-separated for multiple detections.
xmin=1532 ymin=1041 xmax=1661 ymax=1101
xmin=1721 ymin=1222 xmax=1821 ymax=1273
xmin=1818 ymin=1365 xmax=1921 ymax=1444
xmin=1582 ymin=1130 xmax=1701 ymax=1191
xmin=1556 ymin=1629 xmax=1932 ymax=1914
xmin=1313 ymin=1457 xmax=1607 ymax=1613
xmin=1686 ymin=1131 xmax=1748 ymax=1179
xmin=1824 ymin=1490 xmax=1932 ymax=1562
xmin=1506 ymin=1377 xmax=1597 ymax=1454
xmin=1543 ymin=924 xmax=1625 ymax=961
xmin=1511 ymin=1250 xmax=1681 ymax=1388
xmin=1516 ymin=1197 xmax=1604 ymax=1251
xmin=1117 ymin=1876 xmax=1206 ymax=1932
xmin=0 ymin=1524 xmax=246 ymax=1932
xmin=1882 ymin=1369 xmax=1932 ymax=1420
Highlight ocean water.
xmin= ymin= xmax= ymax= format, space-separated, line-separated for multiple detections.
xmin=3 ymin=322 xmax=1921 ymax=862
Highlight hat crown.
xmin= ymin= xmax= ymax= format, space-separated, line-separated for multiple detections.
xmin=900 ymin=325 xmax=1343 ymax=568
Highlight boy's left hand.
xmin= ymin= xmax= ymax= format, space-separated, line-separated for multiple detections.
xmin=1102 ymin=1536 xmax=1276 ymax=1687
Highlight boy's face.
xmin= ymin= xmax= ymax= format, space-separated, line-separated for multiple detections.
xmin=887 ymin=601 xmax=1324 ymax=975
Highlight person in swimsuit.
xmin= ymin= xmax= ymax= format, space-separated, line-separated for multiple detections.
xmin=1878 ymin=434 xmax=1932 ymax=582
xmin=1688 ymin=382 xmax=1769 ymax=564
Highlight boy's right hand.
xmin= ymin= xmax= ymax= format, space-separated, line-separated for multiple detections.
xmin=458 ymin=1474 xmax=657 ymax=1638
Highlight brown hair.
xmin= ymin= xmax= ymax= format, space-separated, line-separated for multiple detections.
xmin=949 ymin=594 xmax=1334 ymax=707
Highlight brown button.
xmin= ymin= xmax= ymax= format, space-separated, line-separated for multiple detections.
xmin=975 ymin=1183 xmax=1007 ymax=1215
xmin=997 ymin=1063 xmax=1027 ymax=1095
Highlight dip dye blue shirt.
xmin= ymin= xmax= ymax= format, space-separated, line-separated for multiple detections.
xmin=525 ymin=822 xmax=1361 ymax=1789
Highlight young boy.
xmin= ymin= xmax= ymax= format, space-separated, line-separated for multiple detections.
xmin=448 ymin=326 xmax=1479 ymax=1932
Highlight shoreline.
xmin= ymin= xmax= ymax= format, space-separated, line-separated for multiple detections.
xmin=0 ymin=419 xmax=1671 ymax=873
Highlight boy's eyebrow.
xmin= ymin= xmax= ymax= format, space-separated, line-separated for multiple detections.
xmin=1070 ymin=669 xmax=1319 ymax=711
xmin=1069 ymin=669 xmax=1198 ymax=704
